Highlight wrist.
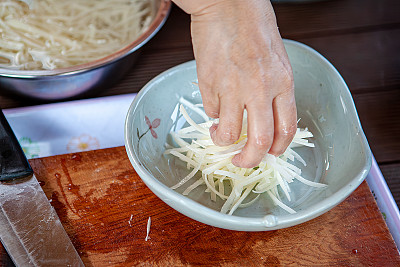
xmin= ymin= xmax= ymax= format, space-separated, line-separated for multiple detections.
xmin=172 ymin=0 xmax=277 ymax=28
xmin=171 ymin=0 xmax=226 ymax=15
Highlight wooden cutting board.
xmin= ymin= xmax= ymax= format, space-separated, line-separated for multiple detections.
xmin=1 ymin=146 xmax=399 ymax=266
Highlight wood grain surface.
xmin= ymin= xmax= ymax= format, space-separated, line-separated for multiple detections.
xmin=1 ymin=146 xmax=399 ymax=266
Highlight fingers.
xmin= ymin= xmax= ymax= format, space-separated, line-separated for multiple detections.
xmin=210 ymin=95 xmax=244 ymax=146
xmin=231 ymin=90 xmax=296 ymax=168
xmin=197 ymin=66 xmax=245 ymax=147
xmin=198 ymin=68 xmax=295 ymax=168
xmin=197 ymin=64 xmax=220 ymax=119
xmin=199 ymin=85 xmax=220 ymax=119
xmin=269 ymin=90 xmax=297 ymax=156
xmin=232 ymin=98 xmax=274 ymax=168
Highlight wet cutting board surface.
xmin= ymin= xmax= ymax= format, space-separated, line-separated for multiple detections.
xmin=1 ymin=146 xmax=399 ymax=266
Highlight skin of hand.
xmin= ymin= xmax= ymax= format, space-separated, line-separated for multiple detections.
xmin=172 ymin=0 xmax=297 ymax=168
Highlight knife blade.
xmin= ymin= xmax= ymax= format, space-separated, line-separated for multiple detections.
xmin=0 ymin=109 xmax=84 ymax=267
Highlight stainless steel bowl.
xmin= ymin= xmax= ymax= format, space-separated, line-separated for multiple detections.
xmin=0 ymin=0 xmax=171 ymax=101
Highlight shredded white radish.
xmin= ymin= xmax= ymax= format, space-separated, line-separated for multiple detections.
xmin=0 ymin=0 xmax=154 ymax=70
xmin=165 ymin=99 xmax=327 ymax=215
xmin=128 ymin=214 xmax=133 ymax=227
xmin=145 ymin=216 xmax=151 ymax=241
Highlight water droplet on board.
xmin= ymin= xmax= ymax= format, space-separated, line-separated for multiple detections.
xmin=71 ymin=154 xmax=81 ymax=161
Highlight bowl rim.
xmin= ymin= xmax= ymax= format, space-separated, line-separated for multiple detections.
xmin=0 ymin=0 xmax=171 ymax=78
xmin=124 ymin=39 xmax=372 ymax=231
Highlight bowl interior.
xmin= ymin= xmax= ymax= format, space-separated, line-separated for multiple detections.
xmin=125 ymin=39 xmax=372 ymax=231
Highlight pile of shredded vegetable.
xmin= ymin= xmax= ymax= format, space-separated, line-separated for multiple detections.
xmin=165 ymin=98 xmax=326 ymax=215
xmin=0 ymin=0 xmax=153 ymax=70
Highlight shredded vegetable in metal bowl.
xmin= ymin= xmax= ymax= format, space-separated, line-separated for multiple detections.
xmin=165 ymin=98 xmax=327 ymax=215
xmin=0 ymin=0 xmax=154 ymax=70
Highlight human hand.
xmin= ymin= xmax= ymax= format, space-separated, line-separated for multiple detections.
xmin=172 ymin=0 xmax=297 ymax=168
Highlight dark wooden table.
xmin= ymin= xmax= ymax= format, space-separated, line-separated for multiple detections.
xmin=1 ymin=0 xmax=400 ymax=265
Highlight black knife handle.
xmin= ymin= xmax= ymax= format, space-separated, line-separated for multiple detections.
xmin=0 ymin=109 xmax=33 ymax=181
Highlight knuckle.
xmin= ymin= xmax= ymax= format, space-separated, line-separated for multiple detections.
xmin=198 ymin=78 xmax=213 ymax=92
xmin=203 ymin=105 xmax=219 ymax=119
xmin=276 ymin=124 xmax=297 ymax=140
xmin=286 ymin=76 xmax=295 ymax=90
xmin=274 ymin=62 xmax=294 ymax=90
xmin=287 ymin=124 xmax=297 ymax=137
xmin=253 ymin=134 xmax=272 ymax=150
xmin=202 ymin=99 xmax=219 ymax=118
xmin=280 ymin=72 xmax=294 ymax=92
xmin=270 ymin=124 xmax=297 ymax=156
xmin=217 ymin=130 xmax=239 ymax=145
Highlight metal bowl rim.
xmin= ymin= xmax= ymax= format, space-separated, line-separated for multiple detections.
xmin=0 ymin=0 xmax=171 ymax=78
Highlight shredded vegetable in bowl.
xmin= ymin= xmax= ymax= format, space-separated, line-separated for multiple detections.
xmin=165 ymin=98 xmax=327 ymax=215
xmin=0 ymin=0 xmax=154 ymax=70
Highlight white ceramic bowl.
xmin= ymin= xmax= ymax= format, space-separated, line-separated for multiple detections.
xmin=124 ymin=39 xmax=372 ymax=231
